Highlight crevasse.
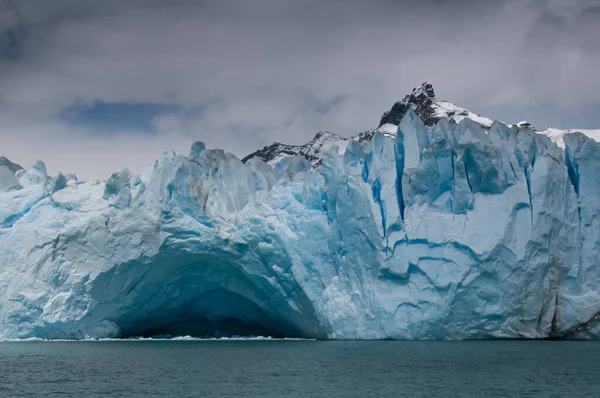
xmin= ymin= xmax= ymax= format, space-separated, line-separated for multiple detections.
xmin=1 ymin=110 xmax=600 ymax=340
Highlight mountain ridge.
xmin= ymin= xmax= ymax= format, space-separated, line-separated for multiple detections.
xmin=243 ymin=82 xmax=600 ymax=166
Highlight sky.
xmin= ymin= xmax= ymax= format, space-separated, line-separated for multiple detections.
xmin=0 ymin=0 xmax=599 ymax=179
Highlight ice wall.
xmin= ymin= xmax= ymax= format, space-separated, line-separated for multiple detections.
xmin=0 ymin=111 xmax=599 ymax=340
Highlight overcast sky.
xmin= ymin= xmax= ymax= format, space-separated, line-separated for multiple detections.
xmin=1 ymin=0 xmax=599 ymax=179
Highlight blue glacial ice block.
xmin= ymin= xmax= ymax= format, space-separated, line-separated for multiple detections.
xmin=0 ymin=113 xmax=598 ymax=340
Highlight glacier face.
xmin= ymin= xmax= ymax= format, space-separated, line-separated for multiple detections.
xmin=1 ymin=111 xmax=600 ymax=340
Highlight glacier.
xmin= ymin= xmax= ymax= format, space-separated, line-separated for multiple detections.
xmin=1 ymin=110 xmax=600 ymax=340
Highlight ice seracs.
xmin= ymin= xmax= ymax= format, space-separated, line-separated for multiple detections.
xmin=189 ymin=141 xmax=206 ymax=157
xmin=0 ymin=166 xmax=19 ymax=192
xmin=0 ymin=156 xmax=23 ymax=174
xmin=1 ymin=107 xmax=600 ymax=340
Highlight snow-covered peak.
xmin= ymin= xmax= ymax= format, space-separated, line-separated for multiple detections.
xmin=379 ymin=83 xmax=493 ymax=129
xmin=243 ymin=82 xmax=600 ymax=167
xmin=243 ymin=82 xmax=498 ymax=166
xmin=430 ymin=99 xmax=494 ymax=129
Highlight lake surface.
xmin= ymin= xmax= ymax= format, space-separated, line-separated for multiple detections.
xmin=0 ymin=339 xmax=599 ymax=397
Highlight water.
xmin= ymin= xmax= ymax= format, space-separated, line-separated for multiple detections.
xmin=1 ymin=340 xmax=599 ymax=397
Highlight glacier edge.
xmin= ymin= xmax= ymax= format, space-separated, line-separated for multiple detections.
xmin=1 ymin=111 xmax=600 ymax=340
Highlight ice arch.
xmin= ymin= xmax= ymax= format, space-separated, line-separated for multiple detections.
xmin=82 ymin=247 xmax=327 ymax=339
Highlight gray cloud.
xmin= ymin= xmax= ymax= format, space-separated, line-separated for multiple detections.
xmin=0 ymin=0 xmax=599 ymax=179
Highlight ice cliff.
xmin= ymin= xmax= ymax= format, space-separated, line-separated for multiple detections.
xmin=1 ymin=111 xmax=600 ymax=340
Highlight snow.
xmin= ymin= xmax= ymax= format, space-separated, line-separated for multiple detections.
xmin=537 ymin=128 xmax=600 ymax=149
xmin=309 ymin=132 xmax=349 ymax=158
xmin=1 ymin=111 xmax=600 ymax=340
xmin=432 ymin=99 xmax=494 ymax=128
xmin=378 ymin=123 xmax=399 ymax=137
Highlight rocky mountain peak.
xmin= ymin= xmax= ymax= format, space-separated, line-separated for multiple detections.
xmin=242 ymin=82 xmax=600 ymax=166
xmin=379 ymin=82 xmax=439 ymax=128
xmin=412 ymin=81 xmax=436 ymax=99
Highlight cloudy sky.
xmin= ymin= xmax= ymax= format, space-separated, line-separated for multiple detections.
xmin=0 ymin=0 xmax=599 ymax=179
